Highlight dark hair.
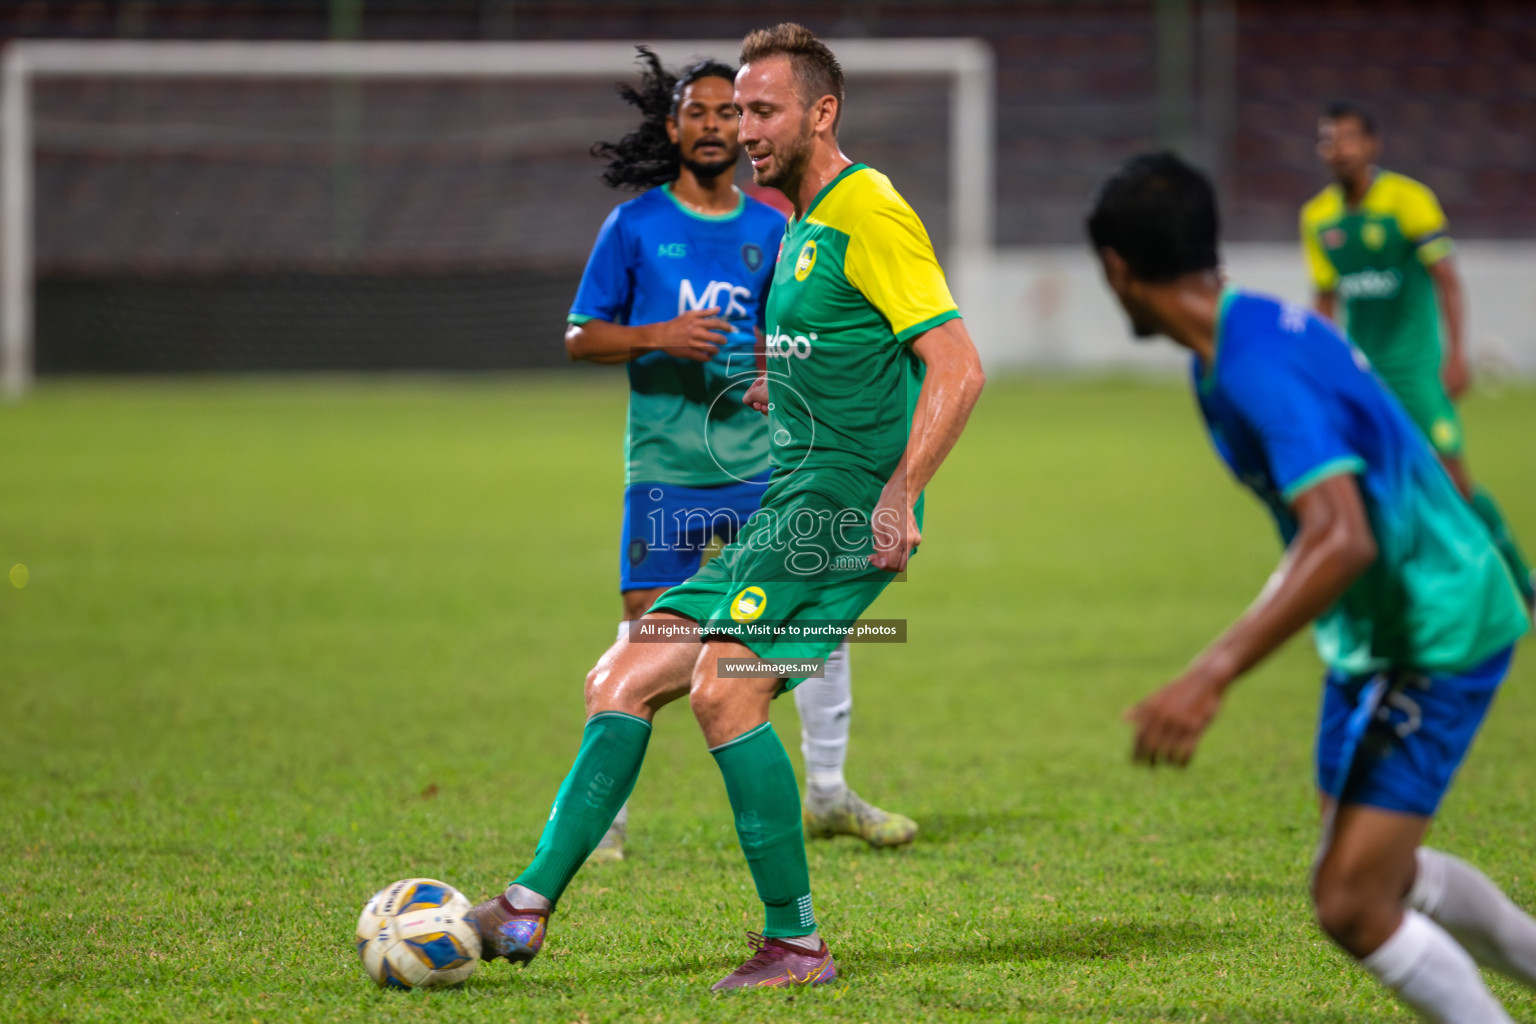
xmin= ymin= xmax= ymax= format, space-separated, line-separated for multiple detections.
xmin=591 ymin=46 xmax=737 ymax=191
xmin=1086 ymin=151 xmax=1220 ymax=282
xmin=1323 ymin=99 xmax=1379 ymax=136
xmin=739 ymin=22 xmax=845 ymax=131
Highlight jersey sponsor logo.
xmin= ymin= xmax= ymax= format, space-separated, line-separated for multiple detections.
xmin=679 ymin=279 xmax=751 ymax=320
xmin=742 ymin=243 xmax=763 ymax=272
xmin=1337 ymin=268 xmax=1401 ymax=300
xmin=1362 ymin=222 xmax=1387 ymax=250
xmin=1278 ymin=304 xmax=1308 ymax=334
xmin=730 ymin=586 xmax=768 ymax=622
xmin=1322 ymin=227 xmax=1345 ymax=250
xmin=657 ymin=242 xmax=688 ymax=258
xmin=794 ymin=240 xmax=817 ymax=281
xmin=765 ymin=326 xmax=815 ymax=360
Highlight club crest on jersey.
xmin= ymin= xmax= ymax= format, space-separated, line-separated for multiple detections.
xmin=1362 ymin=222 xmax=1386 ymax=250
xmin=1322 ymin=228 xmax=1345 ymax=250
xmin=794 ymin=241 xmax=817 ymax=281
xmin=741 ymin=243 xmax=763 ymax=272
xmin=730 ymin=586 xmax=768 ymax=623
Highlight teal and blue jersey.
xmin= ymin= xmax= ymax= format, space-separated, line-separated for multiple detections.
xmin=1195 ymin=287 xmax=1528 ymax=677
xmin=568 ymin=183 xmax=786 ymax=487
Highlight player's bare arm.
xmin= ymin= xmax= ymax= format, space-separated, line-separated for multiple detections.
xmin=1129 ymin=473 xmax=1378 ymax=766
xmin=1427 ymin=256 xmax=1470 ymax=399
xmin=564 ymin=310 xmax=731 ymax=364
xmin=1314 ymin=290 xmax=1338 ymax=324
xmin=869 ymin=319 xmax=986 ymax=573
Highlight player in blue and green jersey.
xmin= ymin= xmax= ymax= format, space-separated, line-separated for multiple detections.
xmin=1302 ymin=101 xmax=1532 ymax=608
xmin=1093 ymin=152 xmax=1535 ymax=1024
xmin=466 ymin=25 xmax=984 ymax=990
xmin=562 ymin=49 xmax=916 ymax=864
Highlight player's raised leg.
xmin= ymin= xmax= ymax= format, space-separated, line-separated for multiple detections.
xmin=797 ymin=642 xmax=918 ymax=847
xmin=1408 ymin=845 xmax=1536 ymax=987
xmin=690 ymin=639 xmax=837 ymax=990
xmin=586 ymin=591 xmax=666 ymax=866
xmin=1317 ymin=803 xmax=1514 ymax=1023
xmin=467 ymin=614 xmax=698 ymax=964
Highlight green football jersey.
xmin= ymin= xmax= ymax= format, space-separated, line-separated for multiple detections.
xmin=1300 ymin=170 xmax=1455 ymax=386
xmin=759 ymin=164 xmax=960 ymax=516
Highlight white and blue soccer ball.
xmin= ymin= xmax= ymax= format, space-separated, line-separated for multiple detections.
xmin=355 ymin=877 xmax=480 ymax=989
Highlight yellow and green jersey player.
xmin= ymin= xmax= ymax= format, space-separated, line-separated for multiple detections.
xmin=466 ymin=24 xmax=985 ymax=991
xmin=1301 ymin=101 xmax=1533 ymax=606
xmin=654 ymin=161 xmax=961 ymax=656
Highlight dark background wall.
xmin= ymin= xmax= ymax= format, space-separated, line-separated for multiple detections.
xmin=7 ymin=0 xmax=1533 ymax=372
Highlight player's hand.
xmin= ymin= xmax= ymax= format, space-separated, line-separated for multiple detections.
xmin=1125 ymin=671 xmax=1225 ymax=768
xmin=649 ymin=308 xmax=731 ymax=361
xmin=869 ymin=481 xmax=920 ymax=573
xmin=743 ymin=374 xmax=770 ymax=414
xmin=1442 ymin=348 xmax=1472 ymax=400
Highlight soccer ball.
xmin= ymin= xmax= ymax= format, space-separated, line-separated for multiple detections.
xmin=355 ymin=878 xmax=481 ymax=989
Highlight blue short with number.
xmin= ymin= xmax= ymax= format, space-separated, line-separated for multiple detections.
xmin=1316 ymin=645 xmax=1514 ymax=816
xmin=619 ymin=474 xmax=772 ymax=591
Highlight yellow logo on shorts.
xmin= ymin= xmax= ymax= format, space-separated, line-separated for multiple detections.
xmin=730 ymin=586 xmax=768 ymax=623
xmin=1432 ymin=418 xmax=1460 ymax=451
xmin=1362 ymin=222 xmax=1386 ymax=250
xmin=794 ymin=241 xmax=817 ymax=281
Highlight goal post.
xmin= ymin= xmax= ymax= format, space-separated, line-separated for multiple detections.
xmin=0 ymin=38 xmax=993 ymax=396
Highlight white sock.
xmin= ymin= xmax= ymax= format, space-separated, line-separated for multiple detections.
xmin=795 ymin=641 xmax=852 ymax=798
xmin=1360 ymin=909 xmax=1513 ymax=1023
xmin=1411 ymin=847 xmax=1536 ymax=989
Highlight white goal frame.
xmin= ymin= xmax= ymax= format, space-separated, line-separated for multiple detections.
xmin=0 ymin=38 xmax=993 ymax=396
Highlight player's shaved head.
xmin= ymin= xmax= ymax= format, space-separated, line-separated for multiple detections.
xmin=739 ymin=22 xmax=845 ymax=132
xmin=1088 ymin=152 xmax=1220 ymax=283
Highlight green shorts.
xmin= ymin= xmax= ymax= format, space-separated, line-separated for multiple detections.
xmin=1384 ymin=372 xmax=1463 ymax=457
xmin=650 ymin=487 xmax=907 ymax=688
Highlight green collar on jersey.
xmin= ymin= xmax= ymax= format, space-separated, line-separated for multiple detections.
xmin=1200 ymin=283 xmax=1240 ymax=394
xmin=661 ymin=182 xmax=745 ymax=222
xmin=795 ymin=162 xmax=868 ymax=225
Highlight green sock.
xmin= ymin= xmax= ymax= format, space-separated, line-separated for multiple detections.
xmin=710 ymin=722 xmax=816 ymax=939
xmin=1471 ymin=486 xmax=1534 ymax=600
xmin=514 ymin=710 xmax=650 ymax=904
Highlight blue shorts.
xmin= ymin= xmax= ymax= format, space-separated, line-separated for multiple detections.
xmin=1316 ymin=646 xmax=1514 ymax=816
xmin=619 ymin=475 xmax=771 ymax=592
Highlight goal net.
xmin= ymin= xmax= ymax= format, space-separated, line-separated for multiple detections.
xmin=0 ymin=40 xmax=992 ymax=394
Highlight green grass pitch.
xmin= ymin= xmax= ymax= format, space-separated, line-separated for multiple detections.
xmin=2 ymin=374 xmax=1532 ymax=1023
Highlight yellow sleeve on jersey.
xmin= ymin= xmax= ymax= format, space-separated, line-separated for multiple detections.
xmin=1380 ymin=173 xmax=1455 ymax=266
xmin=1299 ymin=191 xmax=1340 ymax=293
xmin=844 ymin=203 xmax=959 ymax=344
xmin=1398 ymin=183 xmax=1455 ymax=265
